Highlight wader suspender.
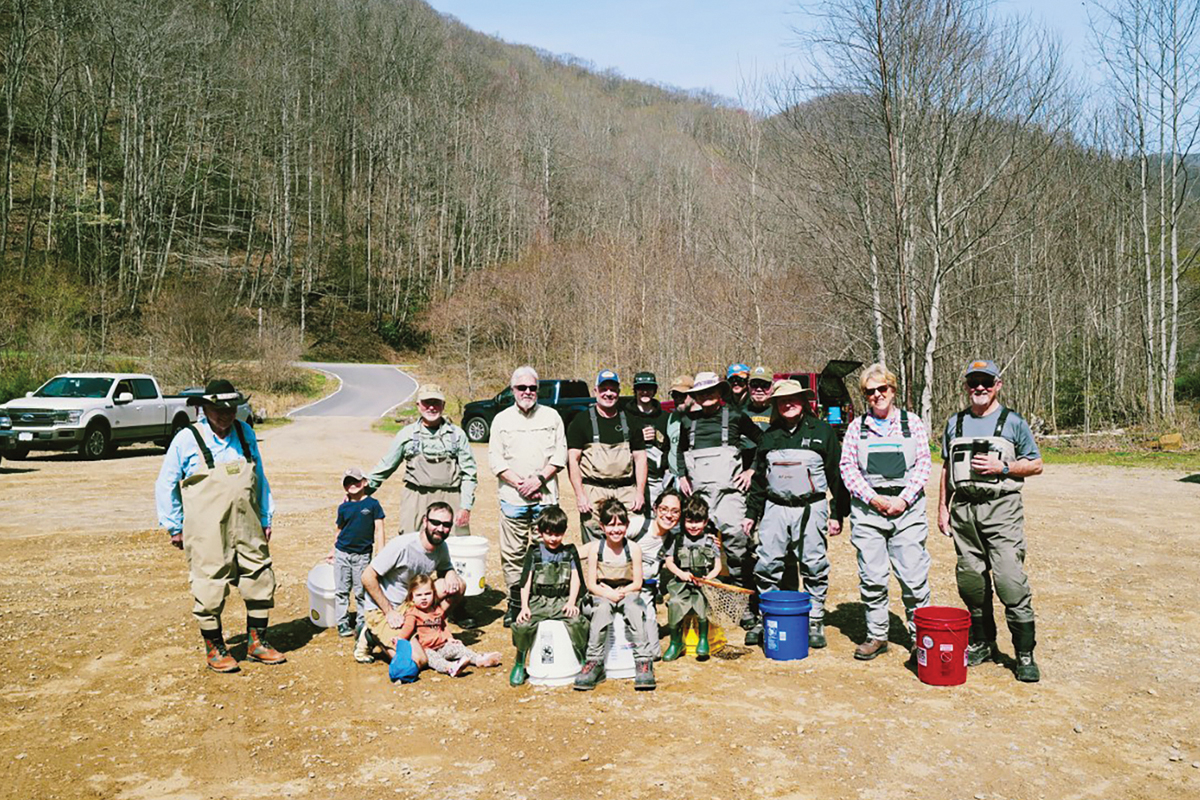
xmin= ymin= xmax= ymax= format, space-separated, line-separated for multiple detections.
xmin=187 ymin=420 xmax=255 ymax=471
xmin=590 ymin=406 xmax=630 ymax=444
xmin=954 ymin=407 xmax=1010 ymax=439
xmin=688 ymin=406 xmax=730 ymax=449
xmin=531 ymin=545 xmax=580 ymax=598
xmin=859 ymin=409 xmax=911 ymax=440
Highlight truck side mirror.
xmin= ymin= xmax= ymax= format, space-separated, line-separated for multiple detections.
xmin=25 ymin=391 xmax=33 ymax=398
xmin=115 ymin=392 xmax=134 ymax=404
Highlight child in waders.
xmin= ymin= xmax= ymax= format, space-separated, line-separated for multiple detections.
xmin=661 ymin=495 xmax=723 ymax=660
xmin=398 ymin=575 xmax=502 ymax=677
xmin=327 ymin=467 xmax=386 ymax=638
xmin=627 ymin=489 xmax=682 ymax=660
xmin=575 ymin=498 xmax=657 ymax=691
xmin=509 ymin=505 xmax=589 ymax=686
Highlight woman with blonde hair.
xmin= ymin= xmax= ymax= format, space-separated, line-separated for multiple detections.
xmin=838 ymin=364 xmax=933 ymax=661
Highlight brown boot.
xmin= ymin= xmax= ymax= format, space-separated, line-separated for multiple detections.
xmin=853 ymin=638 xmax=889 ymax=661
xmin=246 ymin=626 xmax=287 ymax=665
xmin=202 ymin=632 xmax=240 ymax=673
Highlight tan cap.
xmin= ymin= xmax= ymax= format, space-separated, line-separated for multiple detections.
xmin=416 ymin=384 xmax=446 ymax=403
xmin=669 ymin=374 xmax=694 ymax=393
xmin=770 ymin=379 xmax=815 ymax=400
xmin=748 ymin=365 xmax=773 ymax=385
xmin=343 ymin=466 xmax=366 ymax=484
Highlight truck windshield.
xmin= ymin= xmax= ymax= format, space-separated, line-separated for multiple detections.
xmin=35 ymin=377 xmax=114 ymax=399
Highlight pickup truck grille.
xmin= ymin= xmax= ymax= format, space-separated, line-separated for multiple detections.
xmin=4 ymin=409 xmax=59 ymax=427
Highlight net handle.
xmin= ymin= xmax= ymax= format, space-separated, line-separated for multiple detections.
xmin=694 ymin=576 xmax=754 ymax=595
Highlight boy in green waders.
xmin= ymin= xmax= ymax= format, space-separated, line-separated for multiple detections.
xmin=661 ymin=495 xmax=723 ymax=660
xmin=509 ymin=505 xmax=588 ymax=686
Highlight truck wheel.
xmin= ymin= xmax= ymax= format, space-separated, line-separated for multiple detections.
xmin=161 ymin=414 xmax=190 ymax=448
xmin=79 ymin=423 xmax=112 ymax=460
xmin=464 ymin=417 xmax=490 ymax=443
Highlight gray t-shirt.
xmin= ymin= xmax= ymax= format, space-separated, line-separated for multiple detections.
xmin=942 ymin=406 xmax=1040 ymax=461
xmin=363 ymin=531 xmax=451 ymax=611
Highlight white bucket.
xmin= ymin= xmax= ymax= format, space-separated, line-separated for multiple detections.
xmin=603 ymin=611 xmax=636 ymax=680
xmin=527 ymin=619 xmax=582 ymax=687
xmin=306 ymin=562 xmax=339 ymax=628
xmin=446 ymin=535 xmax=490 ymax=597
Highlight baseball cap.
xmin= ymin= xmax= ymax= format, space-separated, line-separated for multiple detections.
xmin=726 ymin=363 xmax=750 ymax=379
xmin=963 ymin=359 xmax=1001 ymax=379
xmin=748 ymin=366 xmax=773 ymax=385
xmin=596 ymin=369 xmax=619 ymax=387
xmin=669 ymin=374 xmax=694 ymax=394
xmin=343 ymin=466 xmax=366 ymax=484
xmin=416 ymin=384 xmax=446 ymax=402
xmin=633 ymin=371 xmax=658 ymax=388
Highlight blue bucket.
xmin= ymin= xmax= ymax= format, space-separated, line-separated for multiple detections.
xmin=759 ymin=590 xmax=812 ymax=661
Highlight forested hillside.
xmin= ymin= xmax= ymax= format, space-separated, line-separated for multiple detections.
xmin=1 ymin=0 xmax=1197 ymax=428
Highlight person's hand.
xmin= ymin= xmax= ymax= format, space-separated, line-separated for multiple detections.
xmin=734 ymin=469 xmax=754 ymax=492
xmin=970 ymin=452 xmax=1004 ymax=476
xmin=869 ymin=495 xmax=891 ymax=515
xmin=455 ymin=508 xmax=471 ymax=528
xmin=642 ymin=425 xmax=655 ymax=443
xmin=325 ymin=548 xmax=335 ymax=564
xmin=517 ymin=475 xmax=543 ymax=499
xmin=264 ymin=525 xmax=273 ymax=542
xmin=169 ymin=533 xmax=183 ymax=550
xmin=828 ymin=519 xmax=842 ymax=537
xmin=678 ymin=477 xmax=693 ymax=496
xmin=386 ymin=607 xmax=405 ymax=630
xmin=605 ymin=587 xmax=623 ymax=603
xmin=576 ymin=492 xmax=593 ymax=515
xmin=938 ymin=505 xmax=952 ymax=537
xmin=516 ymin=605 xmax=532 ymax=624
xmin=442 ymin=572 xmax=465 ymax=596
xmin=741 ymin=518 xmax=755 ymax=536
xmin=564 ymin=601 xmax=580 ymax=618
xmin=630 ymin=493 xmax=645 ymax=512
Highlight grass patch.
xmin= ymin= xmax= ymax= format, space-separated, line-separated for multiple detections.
xmin=372 ymin=405 xmax=420 ymax=435
xmin=1038 ymin=447 xmax=1200 ymax=470
xmin=250 ymin=367 xmax=336 ymax=420
xmin=255 ymin=417 xmax=294 ymax=431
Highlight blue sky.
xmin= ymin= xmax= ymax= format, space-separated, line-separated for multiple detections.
xmin=426 ymin=1 xmax=1099 ymax=106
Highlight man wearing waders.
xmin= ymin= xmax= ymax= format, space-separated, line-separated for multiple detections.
xmin=937 ymin=359 xmax=1044 ymax=683
xmin=625 ymin=371 xmax=670 ymax=507
xmin=155 ymin=379 xmax=284 ymax=672
xmin=744 ymin=380 xmax=850 ymax=649
xmin=489 ymin=366 xmax=568 ymax=627
xmin=838 ymin=364 xmax=933 ymax=662
xmin=675 ymin=371 xmax=762 ymax=642
xmin=567 ymin=369 xmax=647 ymax=543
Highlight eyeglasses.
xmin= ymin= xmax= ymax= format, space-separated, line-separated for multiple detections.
xmin=427 ymin=518 xmax=454 ymax=529
xmin=513 ymin=384 xmax=537 ymax=393
xmin=728 ymin=377 xmax=747 ymax=386
xmin=863 ymin=385 xmax=890 ymax=397
xmin=656 ymin=506 xmax=681 ymax=517
xmin=967 ymin=377 xmax=995 ymax=390
xmin=749 ymin=382 xmax=772 ymax=390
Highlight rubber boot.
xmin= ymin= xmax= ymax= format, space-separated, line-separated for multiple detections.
xmin=503 ymin=584 xmax=521 ymax=628
xmin=246 ymin=623 xmax=287 ymax=665
xmin=1008 ymin=620 xmax=1039 ymax=682
xmin=662 ymin=628 xmax=685 ymax=662
xmin=202 ymin=629 xmax=240 ymax=673
xmin=966 ymin=614 xmax=997 ymax=666
xmin=696 ymin=620 xmax=711 ymax=660
xmin=509 ymin=651 xmax=528 ymax=687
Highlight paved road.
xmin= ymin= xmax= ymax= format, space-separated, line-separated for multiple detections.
xmin=290 ymin=362 xmax=417 ymax=418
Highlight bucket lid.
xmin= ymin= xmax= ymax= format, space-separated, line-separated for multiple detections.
xmin=914 ymin=605 xmax=971 ymax=630
xmin=759 ymin=590 xmax=812 ymax=614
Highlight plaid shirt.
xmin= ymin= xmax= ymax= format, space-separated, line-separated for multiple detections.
xmin=839 ymin=410 xmax=932 ymax=506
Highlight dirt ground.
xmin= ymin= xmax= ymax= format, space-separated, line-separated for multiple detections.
xmin=2 ymin=414 xmax=1198 ymax=800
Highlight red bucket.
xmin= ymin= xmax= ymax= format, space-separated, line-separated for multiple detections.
xmin=913 ymin=606 xmax=971 ymax=686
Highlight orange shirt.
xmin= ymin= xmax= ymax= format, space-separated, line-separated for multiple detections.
xmin=399 ymin=605 xmax=450 ymax=650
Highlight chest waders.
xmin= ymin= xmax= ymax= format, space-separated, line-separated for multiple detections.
xmin=663 ymin=535 xmax=719 ymax=657
xmin=399 ymin=425 xmax=467 ymax=536
xmin=579 ymin=408 xmax=637 ymax=543
xmin=585 ymin=540 xmax=654 ymax=664
xmin=944 ymin=407 xmax=1037 ymax=658
xmin=510 ymin=547 xmax=590 ymax=673
xmin=753 ymin=435 xmax=831 ymax=616
xmin=180 ymin=423 xmax=275 ymax=633
xmin=847 ymin=411 xmax=931 ymax=641
xmin=628 ymin=518 xmax=665 ymax=658
xmin=685 ymin=407 xmax=751 ymax=588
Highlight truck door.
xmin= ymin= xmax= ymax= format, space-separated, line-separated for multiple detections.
xmin=131 ymin=378 xmax=166 ymax=437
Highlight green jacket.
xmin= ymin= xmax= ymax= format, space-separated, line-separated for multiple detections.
xmin=745 ymin=414 xmax=849 ymax=522
xmin=366 ymin=418 xmax=478 ymax=509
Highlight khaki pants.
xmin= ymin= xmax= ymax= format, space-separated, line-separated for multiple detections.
xmin=579 ymin=482 xmax=638 ymax=543
xmin=950 ymin=492 xmax=1034 ymax=637
xmin=180 ymin=459 xmax=275 ymax=632
xmin=398 ymin=484 xmax=468 ymax=536
xmin=499 ymin=502 xmax=546 ymax=587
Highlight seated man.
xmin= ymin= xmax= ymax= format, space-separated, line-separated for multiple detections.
xmin=356 ymin=502 xmax=466 ymax=665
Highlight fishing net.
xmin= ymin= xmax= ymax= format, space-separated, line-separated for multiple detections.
xmin=695 ymin=577 xmax=754 ymax=633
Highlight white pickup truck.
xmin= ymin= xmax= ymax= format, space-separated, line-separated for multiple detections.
xmin=0 ymin=373 xmax=251 ymax=461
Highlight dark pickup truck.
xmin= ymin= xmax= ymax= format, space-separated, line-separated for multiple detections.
xmin=461 ymin=379 xmax=595 ymax=443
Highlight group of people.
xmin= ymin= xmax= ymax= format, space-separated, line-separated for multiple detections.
xmin=155 ymin=356 xmax=1044 ymax=686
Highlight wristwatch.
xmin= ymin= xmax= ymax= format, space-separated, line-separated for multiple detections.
xmin=1001 ymin=461 xmax=1010 ymax=476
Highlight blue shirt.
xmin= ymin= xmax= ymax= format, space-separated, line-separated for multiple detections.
xmin=155 ymin=417 xmax=274 ymax=535
xmin=336 ymin=497 xmax=385 ymax=554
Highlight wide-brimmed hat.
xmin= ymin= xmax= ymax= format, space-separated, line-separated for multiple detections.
xmin=669 ymin=374 xmax=694 ymax=394
xmin=688 ymin=371 xmax=727 ymax=394
xmin=770 ymin=379 xmax=815 ymax=401
xmin=186 ymin=379 xmax=247 ymax=409
xmin=416 ymin=384 xmax=446 ymax=403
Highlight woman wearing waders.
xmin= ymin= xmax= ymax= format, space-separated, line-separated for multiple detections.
xmin=675 ymin=371 xmax=763 ymax=642
xmin=838 ymin=364 xmax=933 ymax=662
xmin=937 ymin=359 xmax=1044 ymax=683
xmin=567 ymin=369 xmax=647 ymax=543
xmin=743 ymin=380 xmax=850 ymax=649
xmin=155 ymin=379 xmax=285 ymax=673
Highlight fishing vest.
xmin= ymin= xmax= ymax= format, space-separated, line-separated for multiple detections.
xmin=945 ymin=407 xmax=1022 ymax=499
xmin=580 ymin=407 xmax=634 ymax=485
xmin=596 ymin=539 xmax=634 ymax=587
xmin=672 ymin=532 xmax=719 ymax=577
xmin=403 ymin=422 xmax=463 ymax=490
xmin=529 ymin=544 xmax=578 ymax=599
xmin=856 ymin=410 xmax=917 ymax=491
xmin=684 ymin=406 xmax=741 ymax=487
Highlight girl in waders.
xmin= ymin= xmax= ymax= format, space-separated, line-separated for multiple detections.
xmin=838 ymin=364 xmax=933 ymax=662
xmin=744 ymin=380 xmax=850 ymax=649
xmin=575 ymin=499 xmax=657 ymax=691
xmin=509 ymin=506 xmax=589 ymax=686
xmin=661 ymin=495 xmax=722 ymax=661
xmin=626 ymin=489 xmax=682 ymax=659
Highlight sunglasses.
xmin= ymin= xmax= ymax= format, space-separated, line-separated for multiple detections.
xmin=863 ymin=385 xmax=890 ymax=397
xmin=728 ymin=377 xmax=747 ymax=386
xmin=967 ymin=377 xmax=996 ymax=390
xmin=513 ymin=384 xmax=537 ymax=393
xmin=427 ymin=518 xmax=454 ymax=529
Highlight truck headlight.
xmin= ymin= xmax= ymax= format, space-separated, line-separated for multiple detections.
xmin=0 ymin=415 xmax=10 ymax=429
xmin=66 ymin=410 xmax=82 ymax=424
